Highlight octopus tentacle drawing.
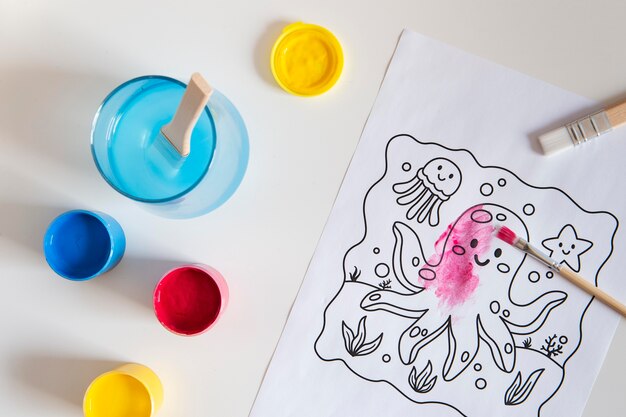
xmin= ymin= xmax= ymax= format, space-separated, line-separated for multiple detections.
xmin=393 ymin=158 xmax=462 ymax=227
xmin=315 ymin=136 xmax=619 ymax=417
xmin=361 ymin=205 xmax=567 ymax=381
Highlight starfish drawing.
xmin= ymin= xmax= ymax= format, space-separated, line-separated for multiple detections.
xmin=541 ymin=224 xmax=593 ymax=272
xmin=361 ymin=206 xmax=566 ymax=380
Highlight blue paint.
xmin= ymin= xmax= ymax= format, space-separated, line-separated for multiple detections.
xmin=91 ymin=76 xmax=215 ymax=202
xmin=43 ymin=210 xmax=125 ymax=281
xmin=92 ymin=75 xmax=249 ymax=218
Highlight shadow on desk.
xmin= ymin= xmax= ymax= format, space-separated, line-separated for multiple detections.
xmin=254 ymin=20 xmax=290 ymax=88
xmin=0 ymin=66 xmax=121 ymax=181
xmin=94 ymin=256 xmax=184 ymax=312
xmin=0 ymin=201 xmax=72 ymax=256
xmin=11 ymin=354 xmax=122 ymax=407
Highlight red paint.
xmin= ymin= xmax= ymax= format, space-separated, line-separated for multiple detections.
xmin=434 ymin=223 xmax=453 ymax=248
xmin=154 ymin=266 xmax=224 ymax=336
xmin=419 ymin=207 xmax=495 ymax=309
xmin=496 ymin=225 xmax=518 ymax=245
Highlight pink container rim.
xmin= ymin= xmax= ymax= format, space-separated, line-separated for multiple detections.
xmin=153 ymin=264 xmax=229 ymax=336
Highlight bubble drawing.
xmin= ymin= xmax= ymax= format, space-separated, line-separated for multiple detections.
xmin=315 ymin=135 xmax=618 ymax=417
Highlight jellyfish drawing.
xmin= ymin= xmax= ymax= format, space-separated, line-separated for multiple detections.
xmin=393 ymin=158 xmax=462 ymax=226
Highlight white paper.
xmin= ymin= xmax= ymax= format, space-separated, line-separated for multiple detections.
xmin=249 ymin=30 xmax=626 ymax=417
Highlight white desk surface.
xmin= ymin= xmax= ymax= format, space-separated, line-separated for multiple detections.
xmin=1 ymin=1 xmax=625 ymax=416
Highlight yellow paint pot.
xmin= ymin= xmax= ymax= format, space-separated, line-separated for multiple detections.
xmin=83 ymin=363 xmax=163 ymax=417
xmin=271 ymin=22 xmax=343 ymax=96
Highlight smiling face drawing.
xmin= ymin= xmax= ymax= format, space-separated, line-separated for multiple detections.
xmin=414 ymin=208 xmax=513 ymax=309
xmin=422 ymin=158 xmax=462 ymax=197
xmin=393 ymin=158 xmax=462 ymax=226
xmin=360 ymin=205 xmax=567 ymax=380
xmin=314 ymin=137 xmax=615 ymax=417
xmin=470 ymin=238 xmax=505 ymax=269
xmin=471 ymin=238 xmax=497 ymax=266
xmin=541 ymin=224 xmax=593 ymax=272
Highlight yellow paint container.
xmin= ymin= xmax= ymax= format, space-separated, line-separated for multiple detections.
xmin=271 ymin=22 xmax=344 ymax=96
xmin=83 ymin=363 xmax=163 ymax=417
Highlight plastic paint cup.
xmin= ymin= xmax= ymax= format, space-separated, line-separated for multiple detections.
xmin=91 ymin=75 xmax=249 ymax=218
xmin=153 ymin=264 xmax=228 ymax=336
xmin=271 ymin=22 xmax=344 ymax=96
xmin=43 ymin=210 xmax=125 ymax=281
xmin=83 ymin=363 xmax=163 ymax=417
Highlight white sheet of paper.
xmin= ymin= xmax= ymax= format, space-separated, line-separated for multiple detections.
xmin=249 ymin=30 xmax=626 ymax=417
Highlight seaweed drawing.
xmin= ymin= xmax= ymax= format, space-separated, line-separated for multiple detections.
xmin=522 ymin=337 xmax=532 ymax=348
xmin=540 ymin=335 xmax=564 ymax=358
xmin=504 ymin=369 xmax=545 ymax=406
xmin=341 ymin=317 xmax=383 ymax=357
xmin=348 ymin=266 xmax=361 ymax=282
xmin=314 ymin=135 xmax=618 ymax=417
xmin=378 ymin=279 xmax=392 ymax=289
xmin=408 ymin=361 xmax=437 ymax=394
xmin=361 ymin=206 xmax=566 ymax=381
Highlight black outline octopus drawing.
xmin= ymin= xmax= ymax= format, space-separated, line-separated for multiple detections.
xmin=315 ymin=134 xmax=618 ymax=417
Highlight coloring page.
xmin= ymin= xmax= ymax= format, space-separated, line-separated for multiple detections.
xmin=250 ymin=30 xmax=626 ymax=417
xmin=315 ymin=135 xmax=617 ymax=416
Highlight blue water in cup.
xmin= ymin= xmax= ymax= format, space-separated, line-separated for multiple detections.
xmin=91 ymin=75 xmax=249 ymax=218
xmin=43 ymin=210 xmax=126 ymax=281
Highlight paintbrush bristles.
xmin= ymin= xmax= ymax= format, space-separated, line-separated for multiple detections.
xmin=495 ymin=225 xmax=518 ymax=246
xmin=495 ymin=225 xmax=626 ymax=316
xmin=538 ymin=127 xmax=574 ymax=156
xmin=539 ymin=104 xmax=621 ymax=156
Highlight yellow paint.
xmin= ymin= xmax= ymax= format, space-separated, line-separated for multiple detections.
xmin=271 ymin=23 xmax=343 ymax=96
xmin=83 ymin=364 xmax=163 ymax=417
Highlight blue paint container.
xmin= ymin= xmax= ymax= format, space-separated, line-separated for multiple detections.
xmin=43 ymin=210 xmax=125 ymax=281
xmin=91 ymin=75 xmax=249 ymax=218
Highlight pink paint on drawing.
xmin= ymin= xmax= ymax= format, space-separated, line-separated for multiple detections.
xmin=418 ymin=206 xmax=495 ymax=308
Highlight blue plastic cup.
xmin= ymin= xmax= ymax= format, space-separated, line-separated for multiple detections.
xmin=91 ymin=75 xmax=249 ymax=218
xmin=43 ymin=210 xmax=126 ymax=281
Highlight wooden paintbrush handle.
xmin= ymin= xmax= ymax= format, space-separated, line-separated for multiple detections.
xmin=559 ymin=265 xmax=626 ymax=317
xmin=161 ymin=73 xmax=213 ymax=157
xmin=606 ymin=100 xmax=626 ymax=129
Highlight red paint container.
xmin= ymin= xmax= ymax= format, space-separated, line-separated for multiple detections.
xmin=153 ymin=264 xmax=228 ymax=336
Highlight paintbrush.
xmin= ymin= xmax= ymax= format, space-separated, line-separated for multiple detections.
xmin=538 ymin=99 xmax=626 ymax=155
xmin=495 ymin=225 xmax=626 ymax=317
xmin=157 ymin=73 xmax=213 ymax=159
